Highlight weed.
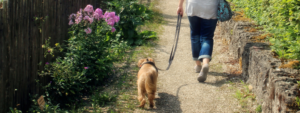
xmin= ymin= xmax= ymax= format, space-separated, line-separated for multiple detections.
xmin=232 ymin=81 xmax=257 ymax=111
xmin=255 ymin=105 xmax=262 ymax=112
xmin=296 ymin=97 xmax=300 ymax=109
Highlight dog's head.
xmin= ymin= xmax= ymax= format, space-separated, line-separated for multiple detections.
xmin=137 ymin=58 xmax=155 ymax=67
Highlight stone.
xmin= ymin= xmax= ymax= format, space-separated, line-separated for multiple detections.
xmin=248 ymin=85 xmax=253 ymax=92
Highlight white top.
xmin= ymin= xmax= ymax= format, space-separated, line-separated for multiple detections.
xmin=185 ymin=0 xmax=218 ymax=19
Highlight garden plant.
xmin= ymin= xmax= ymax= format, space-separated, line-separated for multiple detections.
xmin=38 ymin=4 xmax=126 ymax=110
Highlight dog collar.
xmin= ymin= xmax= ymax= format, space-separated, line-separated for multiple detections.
xmin=140 ymin=61 xmax=158 ymax=72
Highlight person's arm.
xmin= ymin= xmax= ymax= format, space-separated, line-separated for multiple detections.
xmin=177 ymin=0 xmax=184 ymax=16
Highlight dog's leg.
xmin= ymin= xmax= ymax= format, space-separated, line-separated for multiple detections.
xmin=147 ymin=92 xmax=155 ymax=108
xmin=138 ymin=83 xmax=146 ymax=108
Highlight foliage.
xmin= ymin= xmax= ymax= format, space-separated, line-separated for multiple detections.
xmin=106 ymin=0 xmax=157 ymax=45
xmin=39 ymin=5 xmax=128 ymax=108
xmin=228 ymin=0 xmax=300 ymax=61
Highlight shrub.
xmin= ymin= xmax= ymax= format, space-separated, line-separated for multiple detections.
xmin=106 ymin=0 xmax=157 ymax=45
xmin=228 ymin=0 xmax=300 ymax=61
xmin=39 ymin=4 xmax=128 ymax=108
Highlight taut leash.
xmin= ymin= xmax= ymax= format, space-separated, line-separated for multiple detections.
xmin=165 ymin=14 xmax=182 ymax=70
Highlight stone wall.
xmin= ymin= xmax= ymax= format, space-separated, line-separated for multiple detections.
xmin=219 ymin=20 xmax=300 ymax=113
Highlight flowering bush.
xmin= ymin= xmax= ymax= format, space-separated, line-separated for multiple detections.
xmin=40 ymin=4 xmax=128 ymax=108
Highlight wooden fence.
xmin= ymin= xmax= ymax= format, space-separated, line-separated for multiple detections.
xmin=0 ymin=0 xmax=105 ymax=112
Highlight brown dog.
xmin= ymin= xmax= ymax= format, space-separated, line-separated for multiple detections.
xmin=137 ymin=58 xmax=158 ymax=108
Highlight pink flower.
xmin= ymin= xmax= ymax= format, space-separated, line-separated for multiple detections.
xmin=94 ymin=8 xmax=103 ymax=18
xmin=108 ymin=12 xmax=115 ymax=18
xmin=45 ymin=62 xmax=49 ymax=65
xmin=88 ymin=17 xmax=93 ymax=24
xmin=93 ymin=13 xmax=101 ymax=20
xmin=104 ymin=11 xmax=109 ymax=18
xmin=106 ymin=18 xmax=115 ymax=26
xmin=83 ymin=16 xmax=93 ymax=24
xmin=69 ymin=13 xmax=76 ymax=20
xmin=114 ymin=15 xmax=120 ymax=23
xmin=104 ymin=11 xmax=119 ymax=26
xmin=68 ymin=20 xmax=74 ymax=25
xmin=84 ymin=27 xmax=92 ymax=34
xmin=111 ymin=27 xmax=116 ymax=32
xmin=76 ymin=9 xmax=82 ymax=17
xmin=83 ymin=16 xmax=90 ymax=20
xmin=75 ymin=16 xmax=82 ymax=24
xmin=84 ymin=67 xmax=89 ymax=69
xmin=84 ymin=5 xmax=94 ymax=13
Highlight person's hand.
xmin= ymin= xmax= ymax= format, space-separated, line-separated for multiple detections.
xmin=177 ymin=6 xmax=183 ymax=17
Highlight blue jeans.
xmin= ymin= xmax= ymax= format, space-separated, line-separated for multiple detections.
xmin=188 ymin=16 xmax=218 ymax=61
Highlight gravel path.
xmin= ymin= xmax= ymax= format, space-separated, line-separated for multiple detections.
xmin=135 ymin=0 xmax=241 ymax=112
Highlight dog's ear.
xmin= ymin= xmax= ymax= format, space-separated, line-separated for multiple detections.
xmin=137 ymin=59 xmax=145 ymax=67
xmin=147 ymin=58 xmax=155 ymax=63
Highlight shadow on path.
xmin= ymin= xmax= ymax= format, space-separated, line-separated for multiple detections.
xmin=145 ymin=93 xmax=182 ymax=113
xmin=203 ymin=71 xmax=245 ymax=87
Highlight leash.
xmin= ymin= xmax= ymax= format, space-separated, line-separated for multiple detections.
xmin=165 ymin=14 xmax=182 ymax=70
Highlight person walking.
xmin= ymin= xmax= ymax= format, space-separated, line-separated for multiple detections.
xmin=177 ymin=0 xmax=218 ymax=82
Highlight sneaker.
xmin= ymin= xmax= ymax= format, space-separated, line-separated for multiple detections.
xmin=197 ymin=64 xmax=209 ymax=82
xmin=194 ymin=65 xmax=202 ymax=73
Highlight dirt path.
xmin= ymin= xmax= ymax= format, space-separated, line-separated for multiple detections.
xmin=134 ymin=0 xmax=244 ymax=113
